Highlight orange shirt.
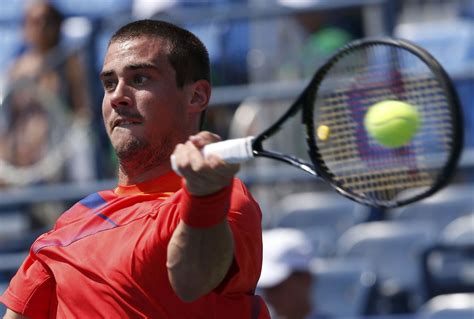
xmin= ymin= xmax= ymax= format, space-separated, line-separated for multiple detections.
xmin=0 ymin=172 xmax=269 ymax=318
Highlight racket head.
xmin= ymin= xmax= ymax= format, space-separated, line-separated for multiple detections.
xmin=303 ymin=37 xmax=463 ymax=208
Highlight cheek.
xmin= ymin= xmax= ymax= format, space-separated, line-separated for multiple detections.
xmin=144 ymin=96 xmax=187 ymax=128
xmin=145 ymin=108 xmax=176 ymax=135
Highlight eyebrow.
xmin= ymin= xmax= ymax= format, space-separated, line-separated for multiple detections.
xmin=99 ymin=63 xmax=159 ymax=79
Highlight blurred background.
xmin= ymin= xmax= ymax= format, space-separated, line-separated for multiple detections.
xmin=0 ymin=0 xmax=472 ymax=318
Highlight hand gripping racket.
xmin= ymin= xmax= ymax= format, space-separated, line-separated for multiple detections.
xmin=172 ymin=37 xmax=463 ymax=208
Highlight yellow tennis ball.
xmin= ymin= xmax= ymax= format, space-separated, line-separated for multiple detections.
xmin=364 ymin=100 xmax=420 ymax=148
xmin=317 ymin=125 xmax=330 ymax=141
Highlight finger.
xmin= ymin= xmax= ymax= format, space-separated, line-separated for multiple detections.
xmin=182 ymin=153 xmax=233 ymax=182
xmin=203 ymin=158 xmax=240 ymax=190
xmin=171 ymin=143 xmax=187 ymax=174
xmin=172 ymin=142 xmax=200 ymax=168
xmin=174 ymin=141 xmax=209 ymax=177
xmin=183 ymin=141 xmax=209 ymax=172
xmin=206 ymin=154 xmax=240 ymax=175
xmin=172 ymin=140 xmax=239 ymax=196
xmin=189 ymin=131 xmax=221 ymax=148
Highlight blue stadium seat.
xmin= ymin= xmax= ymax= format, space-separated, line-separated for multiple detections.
xmin=0 ymin=251 xmax=27 ymax=283
xmin=183 ymin=21 xmax=250 ymax=85
xmin=299 ymin=226 xmax=339 ymax=257
xmin=454 ymin=77 xmax=474 ymax=148
xmin=0 ymin=211 xmax=30 ymax=240
xmin=275 ymin=192 xmax=369 ymax=257
xmin=441 ymin=214 xmax=474 ymax=245
xmin=311 ymin=257 xmax=377 ymax=317
xmin=337 ymin=221 xmax=437 ymax=311
xmin=418 ymin=293 xmax=474 ymax=319
xmin=390 ymin=184 xmax=474 ymax=233
xmin=276 ymin=191 xmax=369 ymax=238
xmin=0 ymin=282 xmax=7 ymax=314
xmin=421 ymin=244 xmax=474 ymax=300
xmin=422 ymin=214 xmax=474 ymax=299
xmin=0 ymin=227 xmax=46 ymax=254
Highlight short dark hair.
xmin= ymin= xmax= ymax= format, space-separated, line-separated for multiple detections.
xmin=24 ymin=1 xmax=64 ymax=44
xmin=109 ymin=19 xmax=211 ymax=88
xmin=43 ymin=2 xmax=63 ymax=27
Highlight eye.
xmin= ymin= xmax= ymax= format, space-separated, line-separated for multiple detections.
xmin=102 ymin=79 xmax=117 ymax=92
xmin=133 ymin=75 xmax=149 ymax=86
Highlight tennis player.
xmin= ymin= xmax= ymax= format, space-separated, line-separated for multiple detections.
xmin=1 ymin=20 xmax=270 ymax=319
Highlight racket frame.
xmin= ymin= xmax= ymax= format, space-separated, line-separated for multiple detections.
xmin=250 ymin=37 xmax=463 ymax=208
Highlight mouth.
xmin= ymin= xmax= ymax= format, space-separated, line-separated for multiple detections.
xmin=112 ymin=118 xmax=142 ymax=130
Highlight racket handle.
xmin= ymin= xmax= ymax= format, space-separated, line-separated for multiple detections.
xmin=171 ymin=136 xmax=255 ymax=175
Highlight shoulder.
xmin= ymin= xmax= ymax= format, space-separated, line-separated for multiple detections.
xmin=53 ymin=190 xmax=117 ymax=227
xmin=227 ymin=179 xmax=262 ymax=231
xmin=8 ymin=53 xmax=35 ymax=80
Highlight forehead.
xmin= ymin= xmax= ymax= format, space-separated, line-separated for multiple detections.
xmin=102 ymin=36 xmax=170 ymax=71
xmin=26 ymin=3 xmax=51 ymax=20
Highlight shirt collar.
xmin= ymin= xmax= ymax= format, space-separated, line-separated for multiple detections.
xmin=114 ymin=171 xmax=182 ymax=196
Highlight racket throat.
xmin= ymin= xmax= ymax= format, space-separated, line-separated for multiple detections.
xmin=254 ymin=150 xmax=317 ymax=177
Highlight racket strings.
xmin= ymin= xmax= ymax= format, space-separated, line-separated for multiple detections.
xmin=313 ymin=44 xmax=455 ymax=205
xmin=317 ymin=78 xmax=453 ymax=155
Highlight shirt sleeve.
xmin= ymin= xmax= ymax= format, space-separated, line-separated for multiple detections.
xmin=0 ymin=252 xmax=54 ymax=319
xmin=216 ymin=179 xmax=264 ymax=295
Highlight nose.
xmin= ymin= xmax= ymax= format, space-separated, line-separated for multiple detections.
xmin=110 ymin=81 xmax=133 ymax=109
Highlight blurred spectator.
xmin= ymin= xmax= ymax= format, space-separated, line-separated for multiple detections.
xmin=0 ymin=0 xmax=95 ymax=185
xmin=249 ymin=0 xmax=361 ymax=82
xmin=258 ymin=227 xmax=328 ymax=319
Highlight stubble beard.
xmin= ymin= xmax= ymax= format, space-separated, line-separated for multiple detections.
xmin=113 ymin=133 xmax=177 ymax=177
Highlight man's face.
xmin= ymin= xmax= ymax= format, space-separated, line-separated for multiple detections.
xmin=24 ymin=3 xmax=60 ymax=50
xmin=100 ymin=36 xmax=191 ymax=166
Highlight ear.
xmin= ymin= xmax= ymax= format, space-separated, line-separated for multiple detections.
xmin=187 ymin=79 xmax=211 ymax=114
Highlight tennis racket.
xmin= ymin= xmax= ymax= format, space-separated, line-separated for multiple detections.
xmin=171 ymin=37 xmax=463 ymax=208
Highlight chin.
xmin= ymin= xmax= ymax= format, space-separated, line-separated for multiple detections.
xmin=113 ymin=139 xmax=145 ymax=160
xmin=113 ymin=138 xmax=175 ymax=170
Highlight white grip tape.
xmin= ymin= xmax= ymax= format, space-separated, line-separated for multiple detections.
xmin=171 ymin=136 xmax=255 ymax=175
xmin=202 ymin=136 xmax=255 ymax=164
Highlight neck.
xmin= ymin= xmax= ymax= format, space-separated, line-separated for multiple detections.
xmin=117 ymin=162 xmax=173 ymax=185
xmin=31 ymin=43 xmax=56 ymax=55
xmin=114 ymin=134 xmax=180 ymax=185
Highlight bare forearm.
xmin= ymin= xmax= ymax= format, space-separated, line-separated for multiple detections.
xmin=168 ymin=131 xmax=238 ymax=301
xmin=167 ymin=219 xmax=234 ymax=302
